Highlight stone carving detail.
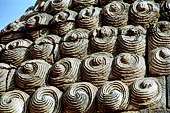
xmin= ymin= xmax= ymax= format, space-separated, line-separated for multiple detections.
xmin=51 ymin=10 xmax=78 ymax=36
xmin=102 ymin=1 xmax=129 ymax=28
xmin=0 ymin=90 xmax=29 ymax=113
xmin=29 ymin=34 xmax=61 ymax=64
xmin=50 ymin=0 xmax=72 ymax=14
xmin=25 ymin=13 xmax=53 ymax=41
xmin=16 ymin=60 xmax=51 ymax=95
xmin=129 ymin=1 xmax=160 ymax=29
xmin=99 ymin=0 xmax=123 ymax=7
xmin=148 ymin=21 xmax=170 ymax=52
xmin=60 ymin=29 xmax=89 ymax=59
xmin=82 ymin=52 xmax=113 ymax=87
xmin=89 ymin=26 xmax=118 ymax=54
xmin=63 ymin=82 xmax=98 ymax=113
xmin=0 ymin=63 xmax=15 ymax=93
xmin=49 ymin=58 xmax=81 ymax=91
xmin=1 ymin=39 xmax=32 ymax=68
xmin=29 ymin=86 xmax=63 ymax=113
xmin=117 ymin=25 xmax=146 ymax=56
xmin=33 ymin=0 xmax=51 ymax=13
xmin=72 ymin=0 xmax=98 ymax=12
xmin=131 ymin=77 xmax=162 ymax=108
xmin=76 ymin=7 xmax=101 ymax=30
xmin=97 ymin=81 xmax=129 ymax=112
xmin=111 ymin=53 xmax=146 ymax=85
xmin=160 ymin=0 xmax=170 ymax=21
xmin=149 ymin=47 xmax=170 ymax=76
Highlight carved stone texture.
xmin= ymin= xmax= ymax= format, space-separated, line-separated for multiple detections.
xmin=117 ymin=25 xmax=146 ymax=56
xmin=16 ymin=59 xmax=51 ymax=95
xmin=124 ymin=0 xmax=154 ymax=4
xmin=111 ymin=53 xmax=146 ymax=85
xmin=160 ymin=0 xmax=170 ymax=21
xmin=29 ymin=34 xmax=61 ymax=64
xmin=49 ymin=0 xmax=72 ymax=15
xmin=99 ymin=0 xmax=123 ymax=7
xmin=167 ymin=76 xmax=170 ymax=109
xmin=102 ymin=1 xmax=129 ymax=28
xmin=63 ymin=82 xmax=98 ymax=113
xmin=148 ymin=21 xmax=170 ymax=52
xmin=33 ymin=0 xmax=51 ymax=13
xmin=49 ymin=58 xmax=81 ymax=91
xmin=25 ymin=13 xmax=53 ymax=41
xmin=72 ymin=0 xmax=98 ymax=12
xmin=97 ymin=81 xmax=129 ymax=112
xmin=0 ymin=90 xmax=29 ymax=113
xmin=1 ymin=39 xmax=32 ymax=68
xmin=129 ymin=1 xmax=160 ymax=29
xmin=81 ymin=52 xmax=113 ymax=88
xmin=51 ymin=10 xmax=78 ymax=36
xmin=60 ymin=28 xmax=89 ymax=59
xmin=29 ymin=86 xmax=63 ymax=113
xmin=0 ymin=63 xmax=15 ymax=94
xmin=89 ymin=26 xmax=118 ymax=54
xmin=76 ymin=7 xmax=101 ymax=30
xmin=130 ymin=77 xmax=166 ymax=110
xmin=0 ymin=19 xmax=25 ymax=44
xmin=149 ymin=47 xmax=170 ymax=76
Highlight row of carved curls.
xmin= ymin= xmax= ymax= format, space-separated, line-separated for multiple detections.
xmin=0 ymin=77 xmax=162 ymax=113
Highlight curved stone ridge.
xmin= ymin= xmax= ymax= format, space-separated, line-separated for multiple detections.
xmin=149 ymin=47 xmax=170 ymax=76
xmin=129 ymin=1 xmax=160 ymax=29
xmin=16 ymin=59 xmax=51 ymax=95
xmin=60 ymin=28 xmax=89 ymax=59
xmin=160 ymin=0 xmax=170 ymax=21
xmin=50 ymin=0 xmax=72 ymax=14
xmin=117 ymin=25 xmax=146 ymax=56
xmin=63 ymin=82 xmax=98 ymax=113
xmin=102 ymin=1 xmax=129 ymax=28
xmin=82 ymin=52 xmax=113 ymax=87
xmin=111 ymin=53 xmax=146 ymax=85
xmin=1 ymin=39 xmax=32 ymax=68
xmin=72 ymin=0 xmax=98 ymax=12
xmin=89 ymin=26 xmax=118 ymax=54
xmin=76 ymin=7 xmax=101 ymax=30
xmin=49 ymin=57 xmax=81 ymax=91
xmin=97 ymin=81 xmax=129 ymax=112
xmin=51 ymin=10 xmax=78 ymax=36
xmin=29 ymin=86 xmax=63 ymax=113
xmin=131 ymin=77 xmax=162 ymax=108
xmin=148 ymin=21 xmax=170 ymax=52
xmin=0 ymin=90 xmax=29 ymax=113
xmin=30 ymin=34 xmax=61 ymax=64
xmin=0 ymin=63 xmax=15 ymax=93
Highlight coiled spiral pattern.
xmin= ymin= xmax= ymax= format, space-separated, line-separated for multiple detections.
xmin=89 ymin=26 xmax=118 ymax=54
xmin=111 ymin=53 xmax=146 ymax=85
xmin=117 ymin=25 xmax=146 ymax=56
xmin=82 ymin=53 xmax=113 ymax=87
xmin=0 ymin=90 xmax=29 ymax=113
xmin=16 ymin=60 xmax=51 ymax=95
xmin=2 ymin=39 xmax=32 ymax=67
xmin=49 ymin=58 xmax=81 ymax=91
xmin=97 ymin=81 xmax=129 ymax=112
xmin=29 ymin=86 xmax=63 ymax=113
xmin=102 ymin=1 xmax=129 ymax=28
xmin=160 ymin=0 xmax=170 ymax=21
xmin=60 ymin=29 xmax=89 ymax=59
xmin=76 ymin=7 xmax=101 ymax=30
xmin=149 ymin=47 xmax=170 ymax=76
xmin=63 ymin=82 xmax=98 ymax=113
xmin=129 ymin=1 xmax=160 ymax=29
xmin=148 ymin=21 xmax=170 ymax=52
xmin=131 ymin=77 xmax=162 ymax=108
xmin=51 ymin=10 xmax=78 ymax=36
xmin=30 ymin=35 xmax=61 ymax=64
